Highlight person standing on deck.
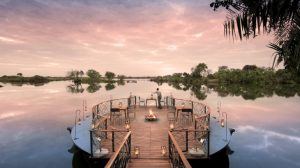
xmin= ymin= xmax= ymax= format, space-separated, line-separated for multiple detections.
xmin=154 ymin=88 xmax=162 ymax=109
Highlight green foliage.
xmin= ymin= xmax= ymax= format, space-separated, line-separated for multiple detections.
xmin=210 ymin=0 xmax=300 ymax=75
xmin=0 ymin=75 xmax=49 ymax=84
xmin=67 ymin=70 xmax=84 ymax=84
xmin=105 ymin=71 xmax=116 ymax=81
xmin=191 ymin=63 xmax=208 ymax=78
xmin=86 ymin=69 xmax=101 ymax=82
xmin=67 ymin=70 xmax=84 ymax=79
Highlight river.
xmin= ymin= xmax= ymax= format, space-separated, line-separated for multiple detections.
xmin=0 ymin=80 xmax=299 ymax=168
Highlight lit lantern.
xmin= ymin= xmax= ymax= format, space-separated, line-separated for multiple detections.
xmin=161 ymin=146 xmax=166 ymax=156
xmin=125 ymin=121 xmax=130 ymax=130
xmin=91 ymin=123 xmax=95 ymax=130
xmin=221 ymin=118 xmax=225 ymax=127
xmin=169 ymin=123 xmax=174 ymax=131
xmin=200 ymin=138 xmax=205 ymax=144
xmin=134 ymin=146 xmax=139 ymax=157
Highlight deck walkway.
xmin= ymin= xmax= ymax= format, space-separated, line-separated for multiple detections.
xmin=128 ymin=158 xmax=170 ymax=168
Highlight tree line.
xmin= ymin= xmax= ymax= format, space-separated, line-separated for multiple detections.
xmin=151 ymin=63 xmax=300 ymax=85
xmin=66 ymin=69 xmax=124 ymax=84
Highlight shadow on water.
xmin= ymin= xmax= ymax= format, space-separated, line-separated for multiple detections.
xmin=69 ymin=144 xmax=232 ymax=168
xmin=69 ymin=145 xmax=108 ymax=168
xmin=188 ymin=146 xmax=232 ymax=168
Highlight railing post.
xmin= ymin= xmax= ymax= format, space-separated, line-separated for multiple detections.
xmin=129 ymin=134 xmax=131 ymax=160
xmin=112 ymin=131 xmax=115 ymax=152
xmin=97 ymin=105 xmax=99 ymax=116
xmin=185 ymin=130 xmax=188 ymax=152
xmin=194 ymin=120 xmax=197 ymax=138
xmin=168 ymin=134 xmax=171 ymax=159
xmin=207 ymin=130 xmax=210 ymax=158
xmin=90 ymin=130 xmax=93 ymax=158
xmin=105 ymin=119 xmax=108 ymax=139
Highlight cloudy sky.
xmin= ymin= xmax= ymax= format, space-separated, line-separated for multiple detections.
xmin=0 ymin=0 xmax=275 ymax=76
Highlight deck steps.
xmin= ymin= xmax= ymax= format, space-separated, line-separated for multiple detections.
xmin=128 ymin=158 xmax=170 ymax=168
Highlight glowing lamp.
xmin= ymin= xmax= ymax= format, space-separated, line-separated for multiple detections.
xmin=134 ymin=147 xmax=140 ymax=157
xmin=125 ymin=121 xmax=130 ymax=130
xmin=91 ymin=123 xmax=95 ymax=130
xmin=169 ymin=123 xmax=174 ymax=131
xmin=221 ymin=118 xmax=225 ymax=127
xmin=161 ymin=146 xmax=166 ymax=156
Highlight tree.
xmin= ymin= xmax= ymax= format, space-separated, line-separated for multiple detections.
xmin=210 ymin=0 xmax=300 ymax=75
xmin=105 ymin=71 xmax=116 ymax=81
xmin=218 ymin=66 xmax=228 ymax=71
xmin=17 ymin=73 xmax=23 ymax=77
xmin=242 ymin=65 xmax=258 ymax=71
xmin=191 ymin=63 xmax=208 ymax=78
xmin=67 ymin=70 xmax=84 ymax=84
xmin=86 ymin=69 xmax=101 ymax=81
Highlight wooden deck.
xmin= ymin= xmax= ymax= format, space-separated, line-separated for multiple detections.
xmin=71 ymin=104 xmax=232 ymax=167
xmin=101 ymin=107 xmax=174 ymax=159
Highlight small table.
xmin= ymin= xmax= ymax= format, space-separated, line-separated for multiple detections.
xmin=111 ymin=105 xmax=129 ymax=120
xmin=175 ymin=106 xmax=193 ymax=120
xmin=146 ymin=97 xmax=157 ymax=107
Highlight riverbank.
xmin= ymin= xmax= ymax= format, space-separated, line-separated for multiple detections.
xmin=0 ymin=75 xmax=69 ymax=84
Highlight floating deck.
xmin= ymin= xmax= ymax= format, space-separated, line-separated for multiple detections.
xmin=70 ymin=106 xmax=231 ymax=160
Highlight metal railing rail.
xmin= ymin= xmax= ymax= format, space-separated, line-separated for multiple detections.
xmin=168 ymin=131 xmax=192 ymax=168
xmin=105 ymin=131 xmax=131 ymax=168
xmin=92 ymin=96 xmax=137 ymax=119
xmin=90 ymin=96 xmax=136 ymax=158
xmin=170 ymin=129 xmax=210 ymax=158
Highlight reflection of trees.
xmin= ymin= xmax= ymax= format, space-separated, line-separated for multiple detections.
xmin=86 ymin=83 xmax=101 ymax=93
xmin=67 ymin=84 xmax=84 ymax=93
xmin=189 ymin=85 xmax=207 ymax=100
xmin=105 ymin=83 xmax=115 ymax=91
xmin=154 ymin=79 xmax=300 ymax=100
xmin=117 ymin=79 xmax=125 ymax=86
xmin=208 ymin=84 xmax=300 ymax=100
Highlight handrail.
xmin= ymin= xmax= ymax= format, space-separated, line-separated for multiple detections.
xmin=105 ymin=131 xmax=131 ymax=168
xmin=92 ymin=96 xmax=137 ymax=119
xmin=165 ymin=96 xmax=212 ymax=115
xmin=168 ymin=131 xmax=192 ymax=168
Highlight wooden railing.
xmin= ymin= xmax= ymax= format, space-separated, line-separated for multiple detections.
xmin=168 ymin=131 xmax=192 ymax=168
xmin=105 ymin=131 xmax=131 ymax=168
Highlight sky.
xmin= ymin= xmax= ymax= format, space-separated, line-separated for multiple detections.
xmin=0 ymin=0 xmax=276 ymax=76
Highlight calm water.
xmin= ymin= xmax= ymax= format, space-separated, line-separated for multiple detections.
xmin=0 ymin=80 xmax=300 ymax=168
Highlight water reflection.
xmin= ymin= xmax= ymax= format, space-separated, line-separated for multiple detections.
xmin=105 ymin=83 xmax=115 ymax=91
xmin=208 ymin=84 xmax=300 ymax=100
xmin=0 ymin=81 xmax=300 ymax=168
xmin=86 ymin=83 xmax=101 ymax=93
xmin=67 ymin=84 xmax=84 ymax=93
xmin=154 ymin=81 xmax=300 ymax=100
